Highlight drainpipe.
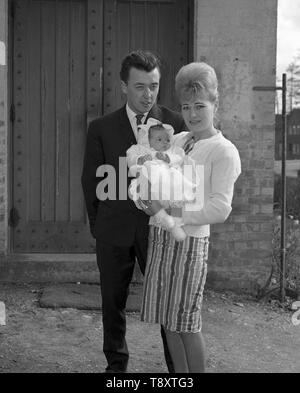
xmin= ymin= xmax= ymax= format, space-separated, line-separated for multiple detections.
xmin=280 ymin=74 xmax=287 ymax=303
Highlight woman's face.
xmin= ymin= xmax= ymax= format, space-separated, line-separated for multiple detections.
xmin=181 ymin=95 xmax=216 ymax=135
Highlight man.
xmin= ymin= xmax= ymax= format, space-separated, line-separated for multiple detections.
xmin=81 ymin=50 xmax=185 ymax=373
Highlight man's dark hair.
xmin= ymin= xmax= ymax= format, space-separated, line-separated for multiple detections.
xmin=120 ymin=50 xmax=161 ymax=83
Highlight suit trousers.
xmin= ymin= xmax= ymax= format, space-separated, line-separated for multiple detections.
xmin=96 ymin=223 xmax=174 ymax=372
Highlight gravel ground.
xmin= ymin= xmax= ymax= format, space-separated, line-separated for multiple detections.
xmin=0 ymin=282 xmax=300 ymax=373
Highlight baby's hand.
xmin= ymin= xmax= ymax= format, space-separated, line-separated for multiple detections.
xmin=137 ymin=154 xmax=152 ymax=165
xmin=156 ymin=152 xmax=170 ymax=163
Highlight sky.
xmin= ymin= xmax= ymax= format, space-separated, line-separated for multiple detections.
xmin=277 ymin=0 xmax=300 ymax=76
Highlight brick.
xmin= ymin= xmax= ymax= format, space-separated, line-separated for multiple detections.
xmin=233 ymin=205 xmax=252 ymax=214
xmin=261 ymin=187 xmax=274 ymax=196
xmin=260 ymin=178 xmax=274 ymax=187
xmin=249 ymin=160 xmax=266 ymax=169
xmin=233 ymin=242 xmax=248 ymax=250
xmin=260 ymin=204 xmax=274 ymax=214
xmin=248 ymin=196 xmax=273 ymax=204
xmin=240 ymin=223 xmax=261 ymax=232
xmin=229 ymin=215 xmax=248 ymax=223
xmin=260 ymin=222 xmax=273 ymax=232
xmin=239 ymin=249 xmax=272 ymax=259
xmin=246 ymin=232 xmax=272 ymax=241
xmin=246 ymin=214 xmax=273 ymax=223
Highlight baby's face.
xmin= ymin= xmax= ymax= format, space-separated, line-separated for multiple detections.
xmin=149 ymin=129 xmax=171 ymax=152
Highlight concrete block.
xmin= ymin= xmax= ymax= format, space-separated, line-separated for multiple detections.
xmin=39 ymin=283 xmax=142 ymax=312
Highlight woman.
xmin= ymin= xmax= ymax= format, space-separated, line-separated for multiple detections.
xmin=140 ymin=62 xmax=241 ymax=373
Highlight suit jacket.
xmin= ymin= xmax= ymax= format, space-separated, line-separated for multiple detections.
xmin=81 ymin=104 xmax=185 ymax=246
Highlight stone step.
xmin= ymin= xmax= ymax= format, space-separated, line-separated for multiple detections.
xmin=39 ymin=283 xmax=143 ymax=312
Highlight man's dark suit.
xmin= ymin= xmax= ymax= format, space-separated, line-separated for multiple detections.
xmin=81 ymin=104 xmax=185 ymax=372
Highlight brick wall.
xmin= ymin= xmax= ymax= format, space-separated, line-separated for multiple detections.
xmin=194 ymin=0 xmax=277 ymax=292
xmin=0 ymin=0 xmax=8 ymax=258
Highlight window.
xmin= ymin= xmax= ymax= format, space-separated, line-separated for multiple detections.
xmin=292 ymin=144 xmax=300 ymax=155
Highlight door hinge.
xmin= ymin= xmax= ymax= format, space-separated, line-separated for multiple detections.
xmin=9 ymin=207 xmax=20 ymax=228
xmin=10 ymin=104 xmax=15 ymax=123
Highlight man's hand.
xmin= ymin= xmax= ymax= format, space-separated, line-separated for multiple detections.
xmin=137 ymin=154 xmax=152 ymax=165
xmin=155 ymin=152 xmax=170 ymax=163
xmin=136 ymin=179 xmax=162 ymax=216
xmin=137 ymin=199 xmax=162 ymax=216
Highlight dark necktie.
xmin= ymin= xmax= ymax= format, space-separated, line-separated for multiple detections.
xmin=136 ymin=114 xmax=144 ymax=127
xmin=183 ymin=136 xmax=195 ymax=154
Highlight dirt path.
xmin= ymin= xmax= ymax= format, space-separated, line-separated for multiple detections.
xmin=0 ymin=283 xmax=299 ymax=373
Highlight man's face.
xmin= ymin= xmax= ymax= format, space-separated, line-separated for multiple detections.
xmin=121 ymin=67 xmax=160 ymax=114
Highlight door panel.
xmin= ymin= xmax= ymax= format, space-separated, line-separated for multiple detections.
xmin=12 ymin=0 xmax=98 ymax=252
xmin=103 ymin=0 xmax=190 ymax=114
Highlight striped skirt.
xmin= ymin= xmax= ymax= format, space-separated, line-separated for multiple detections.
xmin=141 ymin=226 xmax=209 ymax=333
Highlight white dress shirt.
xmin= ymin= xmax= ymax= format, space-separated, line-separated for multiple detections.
xmin=126 ymin=103 xmax=148 ymax=140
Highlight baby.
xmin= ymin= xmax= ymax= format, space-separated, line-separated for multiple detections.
xmin=126 ymin=118 xmax=196 ymax=242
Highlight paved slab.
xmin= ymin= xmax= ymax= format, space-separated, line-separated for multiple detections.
xmin=39 ymin=283 xmax=143 ymax=311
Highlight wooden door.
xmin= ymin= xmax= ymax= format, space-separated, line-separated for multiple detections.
xmin=11 ymin=0 xmax=102 ymax=253
xmin=103 ymin=0 xmax=191 ymax=114
xmin=11 ymin=0 xmax=191 ymax=253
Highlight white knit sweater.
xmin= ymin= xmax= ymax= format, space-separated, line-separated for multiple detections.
xmin=149 ymin=131 xmax=241 ymax=238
